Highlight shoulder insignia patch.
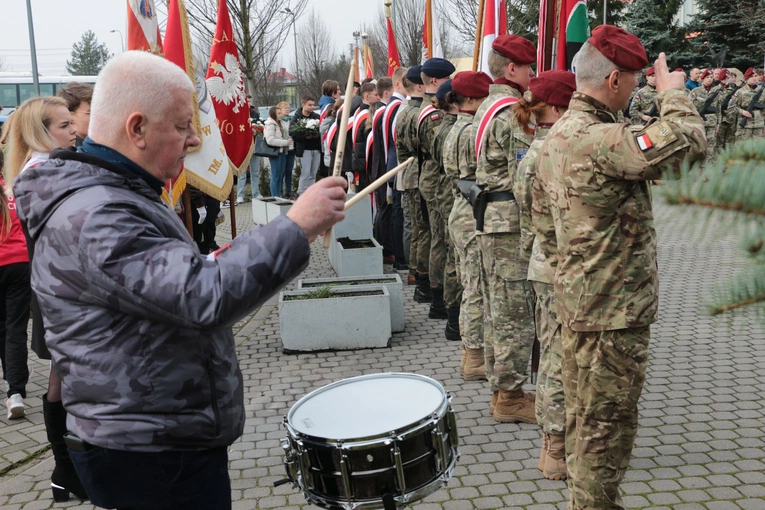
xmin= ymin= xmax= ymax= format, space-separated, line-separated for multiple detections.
xmin=515 ymin=148 xmax=528 ymax=164
xmin=636 ymin=133 xmax=653 ymax=151
xmin=431 ymin=113 xmax=440 ymax=121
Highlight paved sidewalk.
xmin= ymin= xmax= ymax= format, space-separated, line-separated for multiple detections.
xmin=1 ymin=198 xmax=764 ymax=509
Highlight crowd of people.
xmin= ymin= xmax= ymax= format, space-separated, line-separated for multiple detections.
xmin=0 ymin=21 xmax=762 ymax=509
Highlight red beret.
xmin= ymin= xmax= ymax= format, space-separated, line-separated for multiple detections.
xmin=700 ymin=69 xmax=711 ymax=80
xmin=587 ymin=25 xmax=648 ymax=71
xmin=719 ymin=69 xmax=730 ymax=80
xmin=744 ymin=67 xmax=755 ymax=80
xmin=452 ymin=71 xmax=493 ymax=99
xmin=674 ymin=68 xmax=684 ymax=73
xmin=645 ymin=67 xmax=655 ymax=77
xmin=528 ymin=70 xmax=576 ymax=108
xmin=491 ymin=34 xmax=536 ymax=66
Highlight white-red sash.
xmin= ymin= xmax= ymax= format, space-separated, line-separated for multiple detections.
xmin=475 ymin=97 xmax=518 ymax=160
xmin=323 ymin=105 xmax=343 ymax=146
xmin=326 ymin=106 xmax=352 ymax=152
xmin=382 ymin=99 xmax=402 ymax=161
xmin=319 ymin=103 xmax=331 ymax=125
xmin=352 ymin=109 xmax=370 ymax=146
xmin=365 ymin=107 xmax=386 ymax=169
xmin=417 ymin=104 xmax=437 ymax=130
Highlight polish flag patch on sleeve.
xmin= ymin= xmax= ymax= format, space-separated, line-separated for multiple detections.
xmin=636 ymin=133 xmax=653 ymax=151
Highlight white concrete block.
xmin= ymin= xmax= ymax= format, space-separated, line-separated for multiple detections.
xmin=330 ymin=237 xmax=383 ymax=277
xmin=333 ymin=192 xmax=373 ymax=240
xmin=266 ymin=198 xmax=293 ymax=223
xmin=252 ymin=197 xmax=281 ymax=225
xmin=279 ymin=287 xmax=392 ymax=352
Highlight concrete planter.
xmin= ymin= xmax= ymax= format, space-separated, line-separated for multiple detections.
xmin=251 ymin=197 xmax=282 ymax=225
xmin=330 ymin=237 xmax=383 ymax=277
xmin=334 ymin=192 xmax=373 ymax=240
xmin=266 ymin=198 xmax=293 ymax=223
xmin=279 ymin=287 xmax=392 ymax=352
xmin=298 ymin=274 xmax=404 ymax=333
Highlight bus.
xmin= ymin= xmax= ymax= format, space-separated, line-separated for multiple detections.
xmin=0 ymin=73 xmax=98 ymax=114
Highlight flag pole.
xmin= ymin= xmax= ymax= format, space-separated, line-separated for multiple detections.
xmin=229 ymin=187 xmax=237 ymax=238
xmin=472 ymin=0 xmax=486 ymax=71
xmin=182 ymin=189 xmax=194 ymax=236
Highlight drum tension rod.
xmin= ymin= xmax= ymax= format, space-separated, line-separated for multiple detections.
xmin=273 ymin=478 xmax=292 ymax=487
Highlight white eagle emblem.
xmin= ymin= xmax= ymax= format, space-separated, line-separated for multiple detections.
xmin=206 ymin=53 xmax=247 ymax=113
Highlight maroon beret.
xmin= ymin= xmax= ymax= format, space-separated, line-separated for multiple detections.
xmin=645 ymin=67 xmax=655 ymax=77
xmin=719 ymin=69 xmax=730 ymax=80
xmin=587 ymin=25 xmax=648 ymax=71
xmin=744 ymin=67 xmax=755 ymax=80
xmin=452 ymin=71 xmax=493 ymax=98
xmin=491 ymin=34 xmax=536 ymax=66
xmin=674 ymin=67 xmax=684 ymax=73
xmin=528 ymin=70 xmax=576 ymax=108
xmin=700 ymin=69 xmax=711 ymax=80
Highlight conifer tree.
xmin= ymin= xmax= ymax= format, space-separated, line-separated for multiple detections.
xmin=66 ymin=31 xmax=111 ymax=76
xmin=625 ymin=0 xmax=689 ymax=66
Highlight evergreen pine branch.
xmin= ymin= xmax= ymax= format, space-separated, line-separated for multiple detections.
xmin=708 ymin=268 xmax=765 ymax=316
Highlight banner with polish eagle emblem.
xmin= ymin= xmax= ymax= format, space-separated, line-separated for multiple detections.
xmin=127 ymin=0 xmax=163 ymax=53
xmin=206 ymin=0 xmax=253 ymax=177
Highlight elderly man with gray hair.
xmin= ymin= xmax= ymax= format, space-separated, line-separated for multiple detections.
xmin=13 ymin=51 xmax=347 ymax=509
xmin=533 ymin=26 xmax=706 ymax=509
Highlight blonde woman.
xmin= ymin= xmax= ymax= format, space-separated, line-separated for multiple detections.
xmin=276 ymin=101 xmax=295 ymax=196
xmin=3 ymin=96 xmax=86 ymax=502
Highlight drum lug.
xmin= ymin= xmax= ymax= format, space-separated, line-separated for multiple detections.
xmin=392 ymin=442 xmax=407 ymax=496
xmin=447 ymin=408 xmax=459 ymax=449
xmin=280 ymin=438 xmax=298 ymax=487
xmin=431 ymin=428 xmax=447 ymax=473
xmin=340 ymin=453 xmax=353 ymax=502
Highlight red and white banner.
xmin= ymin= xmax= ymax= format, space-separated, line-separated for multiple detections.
xmin=127 ymin=0 xmax=163 ymax=53
xmin=206 ymin=0 xmax=253 ymax=177
xmin=422 ymin=0 xmax=443 ymax=61
xmin=475 ymin=97 xmax=518 ymax=160
xmin=479 ymin=0 xmax=507 ymax=74
xmin=387 ymin=16 xmax=401 ymax=77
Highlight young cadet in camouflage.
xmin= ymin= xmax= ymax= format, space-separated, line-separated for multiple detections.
xmin=689 ymin=69 xmax=722 ymax=155
xmin=730 ymin=68 xmax=765 ymax=142
xmin=514 ymin=70 xmax=576 ymax=482
xmin=474 ymin=34 xmax=537 ymax=424
xmin=418 ymin=58 xmax=455 ymax=320
xmin=443 ymin=71 xmax=493 ymax=381
xmin=11 ymin=52 xmax=348 ymax=510
xmin=431 ymin=79 xmax=463 ymax=338
xmin=534 ymin=30 xmax=706 ymax=509
xmin=396 ymin=65 xmax=432 ymax=299
xmin=628 ymin=67 xmax=658 ymax=125
xmin=716 ymin=69 xmax=739 ymax=150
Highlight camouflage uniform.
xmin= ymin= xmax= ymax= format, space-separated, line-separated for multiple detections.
xmin=628 ymin=85 xmax=658 ymax=125
xmin=716 ymin=85 xmax=740 ymax=150
xmin=515 ymin=124 xmax=564 ymax=434
xmin=475 ymin=83 xmax=535 ymax=392
xmin=432 ymin=112 xmax=462 ymax=307
xmin=445 ymin=114 xmax=484 ymax=350
xmin=534 ymin=90 xmax=706 ymax=509
xmin=729 ymin=85 xmax=765 ymax=142
xmin=418 ymin=94 xmax=445 ymax=289
xmin=689 ymin=84 xmax=723 ymax=155
xmin=396 ymin=97 xmax=431 ymax=278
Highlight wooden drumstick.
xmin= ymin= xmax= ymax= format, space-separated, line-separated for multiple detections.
xmin=323 ymin=55 xmax=358 ymax=249
xmin=343 ymin=157 xmax=415 ymax=211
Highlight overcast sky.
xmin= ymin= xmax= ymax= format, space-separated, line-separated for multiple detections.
xmin=0 ymin=0 xmax=383 ymax=75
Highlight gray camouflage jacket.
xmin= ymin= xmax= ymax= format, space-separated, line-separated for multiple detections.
xmin=13 ymin=150 xmax=310 ymax=452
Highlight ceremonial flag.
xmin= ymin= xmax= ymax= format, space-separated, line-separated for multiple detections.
xmin=127 ymin=0 xmax=163 ymax=53
xmin=165 ymin=0 xmax=233 ymax=204
xmin=364 ymin=45 xmax=374 ymax=79
xmin=478 ymin=0 xmax=507 ymax=73
xmin=422 ymin=0 xmax=443 ymax=61
xmin=557 ymin=0 xmax=589 ymax=71
xmin=387 ymin=16 xmax=401 ymax=76
xmin=537 ymin=0 xmax=551 ymax=71
xmin=355 ymin=46 xmax=365 ymax=83
xmin=206 ymin=0 xmax=253 ymax=177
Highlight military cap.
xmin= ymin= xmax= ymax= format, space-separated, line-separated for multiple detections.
xmin=719 ymin=69 xmax=730 ymax=80
xmin=406 ymin=65 xmax=424 ymax=85
xmin=587 ymin=25 xmax=648 ymax=71
xmin=452 ymin=71 xmax=492 ymax=98
xmin=529 ymin=70 xmax=576 ymax=108
xmin=422 ymin=58 xmax=456 ymax=79
xmin=491 ymin=34 xmax=536 ymax=65
xmin=700 ymin=69 xmax=711 ymax=80
xmin=436 ymin=79 xmax=453 ymax=102
xmin=645 ymin=67 xmax=655 ymax=77
xmin=674 ymin=67 xmax=684 ymax=73
xmin=744 ymin=67 xmax=755 ymax=80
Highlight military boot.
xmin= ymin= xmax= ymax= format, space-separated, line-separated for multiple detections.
xmin=459 ymin=343 xmax=466 ymax=375
xmin=408 ymin=270 xmax=417 ymax=286
xmin=542 ymin=433 xmax=567 ymax=480
xmin=429 ymin=287 xmax=448 ymax=319
xmin=413 ymin=274 xmax=433 ymax=303
xmin=493 ymin=389 xmax=537 ymax=423
xmin=489 ymin=391 xmax=498 ymax=414
xmin=463 ymin=347 xmax=486 ymax=381
xmin=444 ymin=306 xmax=461 ymax=340
xmin=537 ymin=432 xmax=549 ymax=471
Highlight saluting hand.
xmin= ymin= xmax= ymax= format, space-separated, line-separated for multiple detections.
xmin=654 ymin=53 xmax=685 ymax=93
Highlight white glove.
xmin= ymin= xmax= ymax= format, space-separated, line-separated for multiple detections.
xmin=196 ymin=206 xmax=207 ymax=225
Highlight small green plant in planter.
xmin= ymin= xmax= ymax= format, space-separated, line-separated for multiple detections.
xmin=283 ymin=286 xmax=335 ymax=301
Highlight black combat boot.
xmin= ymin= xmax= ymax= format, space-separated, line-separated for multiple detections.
xmin=444 ymin=305 xmax=461 ymax=340
xmin=429 ymin=287 xmax=448 ymax=319
xmin=413 ymin=274 xmax=433 ymax=303
xmin=43 ymin=395 xmax=88 ymax=502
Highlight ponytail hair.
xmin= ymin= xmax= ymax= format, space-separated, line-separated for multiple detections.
xmin=513 ymin=94 xmax=548 ymax=136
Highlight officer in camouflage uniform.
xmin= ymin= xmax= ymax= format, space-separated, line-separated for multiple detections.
xmin=12 ymin=51 xmax=348 ymax=509
xmin=474 ymin=34 xmax=537 ymax=424
xmin=689 ymin=69 xmax=723 ymax=155
xmin=534 ymin=27 xmax=706 ymax=509
xmin=443 ymin=71 xmax=492 ymax=381
xmin=396 ymin=65 xmax=432 ymax=300
xmin=418 ymin=58 xmax=455 ymax=320
xmin=431 ymin=79 xmax=463 ymax=338
xmin=729 ymin=67 xmax=765 ymax=142
xmin=715 ymin=69 xmax=739 ymax=150
xmin=515 ymin=70 xmax=576 ymax=481
xmin=628 ymin=66 xmax=658 ymax=125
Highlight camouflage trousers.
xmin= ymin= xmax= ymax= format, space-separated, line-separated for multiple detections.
xmin=478 ymin=233 xmax=535 ymax=392
xmin=532 ymin=281 xmax=564 ymax=435
xmin=405 ymin=189 xmax=431 ymax=277
xmin=438 ymin=177 xmax=461 ymax=307
xmin=402 ymin=187 xmax=412 ymax=266
xmin=449 ymin=196 xmax=483 ymax=350
xmin=422 ymin=190 xmax=446 ymax=288
xmin=561 ymin=326 xmax=650 ymax=510
xmin=735 ymin=126 xmax=765 ymax=142
xmin=716 ymin=122 xmax=736 ymax=151
xmin=704 ymin=126 xmax=717 ymax=157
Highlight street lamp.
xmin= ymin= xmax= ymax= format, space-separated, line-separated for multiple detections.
xmin=284 ymin=7 xmax=299 ymax=108
xmin=110 ymin=29 xmax=125 ymax=53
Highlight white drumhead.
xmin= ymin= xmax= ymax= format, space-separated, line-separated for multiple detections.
xmin=288 ymin=373 xmax=446 ymax=439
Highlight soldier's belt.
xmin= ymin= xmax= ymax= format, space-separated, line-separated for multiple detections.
xmin=471 ymin=188 xmax=515 ymax=233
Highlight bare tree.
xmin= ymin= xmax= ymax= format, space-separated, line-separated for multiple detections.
xmin=443 ymin=0 xmax=540 ymax=49
xmin=295 ymin=9 xmax=337 ymax=99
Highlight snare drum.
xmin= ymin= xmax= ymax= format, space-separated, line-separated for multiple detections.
xmin=281 ymin=373 xmax=459 ymax=509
